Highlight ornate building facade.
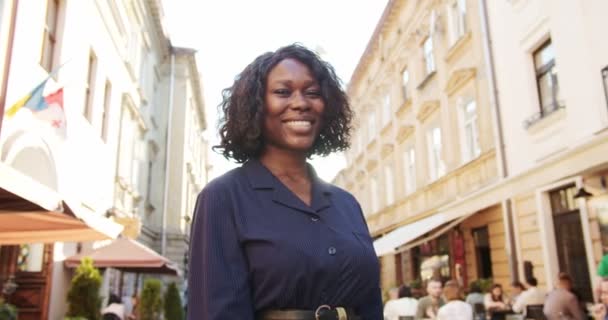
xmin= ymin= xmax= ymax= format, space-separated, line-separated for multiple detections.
xmin=0 ymin=0 xmax=208 ymax=318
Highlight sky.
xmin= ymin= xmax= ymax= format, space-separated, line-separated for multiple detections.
xmin=162 ymin=0 xmax=389 ymax=181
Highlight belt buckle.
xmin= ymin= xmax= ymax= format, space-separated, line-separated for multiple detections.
xmin=315 ymin=305 xmax=331 ymax=320
xmin=315 ymin=305 xmax=348 ymax=320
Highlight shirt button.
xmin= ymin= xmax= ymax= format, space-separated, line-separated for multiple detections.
xmin=328 ymin=246 xmax=337 ymax=255
xmin=311 ymin=216 xmax=319 ymax=222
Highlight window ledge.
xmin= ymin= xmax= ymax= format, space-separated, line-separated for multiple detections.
xmin=417 ymin=71 xmax=437 ymax=90
xmin=396 ymin=99 xmax=413 ymax=120
xmin=380 ymin=121 xmax=393 ymax=137
xmin=523 ymin=105 xmax=566 ymax=132
xmin=445 ymin=32 xmax=472 ymax=63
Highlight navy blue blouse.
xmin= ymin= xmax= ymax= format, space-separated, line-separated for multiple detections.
xmin=187 ymin=159 xmax=382 ymax=319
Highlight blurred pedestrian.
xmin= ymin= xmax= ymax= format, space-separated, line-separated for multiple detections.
xmin=512 ymin=277 xmax=545 ymax=316
xmin=187 ymin=44 xmax=382 ymax=320
xmin=101 ymin=293 xmax=125 ymax=320
xmin=384 ymin=285 xmax=418 ymax=320
xmin=543 ymin=272 xmax=585 ymax=320
xmin=415 ymin=278 xmax=444 ymax=320
xmin=437 ymin=280 xmax=472 ymax=320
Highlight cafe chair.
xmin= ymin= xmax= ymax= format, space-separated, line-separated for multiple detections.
xmin=474 ymin=303 xmax=486 ymax=320
xmin=525 ymin=304 xmax=546 ymax=320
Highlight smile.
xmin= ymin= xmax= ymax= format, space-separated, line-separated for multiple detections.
xmin=284 ymin=120 xmax=314 ymax=130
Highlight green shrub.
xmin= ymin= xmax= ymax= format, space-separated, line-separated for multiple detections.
xmin=163 ymin=282 xmax=183 ymax=320
xmin=66 ymin=257 xmax=102 ymax=320
xmin=0 ymin=298 xmax=18 ymax=320
xmin=140 ymin=278 xmax=162 ymax=320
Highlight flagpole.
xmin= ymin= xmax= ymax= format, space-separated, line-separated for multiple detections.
xmin=0 ymin=0 xmax=18 ymax=137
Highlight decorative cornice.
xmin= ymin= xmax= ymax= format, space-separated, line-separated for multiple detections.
xmin=445 ymin=31 xmax=472 ymax=64
xmin=365 ymin=157 xmax=378 ymax=171
xmin=396 ymin=124 xmax=415 ymax=143
xmin=396 ymin=99 xmax=413 ymax=120
xmin=416 ymin=100 xmax=440 ymax=122
xmin=381 ymin=143 xmax=394 ymax=158
xmin=445 ymin=68 xmax=477 ymax=96
xmin=122 ymin=93 xmax=148 ymax=132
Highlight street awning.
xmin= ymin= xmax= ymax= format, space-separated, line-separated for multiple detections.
xmin=372 ymin=211 xmax=474 ymax=256
xmin=64 ymin=237 xmax=179 ymax=276
xmin=373 ymin=213 xmax=447 ymax=256
xmin=0 ymin=163 xmax=123 ymax=244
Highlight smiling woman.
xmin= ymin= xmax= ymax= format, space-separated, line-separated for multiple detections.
xmin=187 ymin=44 xmax=382 ymax=320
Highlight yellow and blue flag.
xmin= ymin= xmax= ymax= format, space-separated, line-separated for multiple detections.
xmin=4 ymin=77 xmax=50 ymax=117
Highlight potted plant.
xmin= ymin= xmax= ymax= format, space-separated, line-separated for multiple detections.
xmin=65 ymin=257 xmax=102 ymax=320
xmin=163 ymin=282 xmax=184 ymax=320
xmin=140 ymin=278 xmax=162 ymax=320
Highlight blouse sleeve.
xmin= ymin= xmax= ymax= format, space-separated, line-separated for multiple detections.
xmin=187 ymin=184 xmax=255 ymax=320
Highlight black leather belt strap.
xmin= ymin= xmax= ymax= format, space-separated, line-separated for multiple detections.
xmin=257 ymin=307 xmax=360 ymax=320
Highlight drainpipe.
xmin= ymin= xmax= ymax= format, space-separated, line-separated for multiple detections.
xmin=0 ymin=0 xmax=18 ymax=137
xmin=161 ymin=48 xmax=175 ymax=256
xmin=478 ymin=0 xmax=519 ymax=282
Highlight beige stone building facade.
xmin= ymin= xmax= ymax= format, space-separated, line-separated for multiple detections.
xmin=335 ymin=0 xmax=608 ymax=304
xmin=484 ymin=0 xmax=608 ymax=303
xmin=334 ymin=0 xmax=509 ymax=294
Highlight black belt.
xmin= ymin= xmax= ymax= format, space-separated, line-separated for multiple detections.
xmin=257 ymin=305 xmax=360 ymax=320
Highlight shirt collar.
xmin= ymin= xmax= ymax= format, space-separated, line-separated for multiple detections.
xmin=243 ymin=159 xmax=332 ymax=213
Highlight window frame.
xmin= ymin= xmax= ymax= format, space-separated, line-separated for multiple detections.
xmin=40 ymin=0 xmax=60 ymax=73
xmin=427 ymin=124 xmax=445 ymax=181
xmin=367 ymin=110 xmax=376 ymax=143
xmin=402 ymin=68 xmax=410 ymax=101
xmin=534 ymin=39 xmax=560 ymax=115
xmin=384 ymin=165 xmax=394 ymax=206
xmin=423 ymin=36 xmax=436 ymax=75
xmin=382 ymin=92 xmax=392 ymax=126
xmin=403 ymin=146 xmax=416 ymax=194
xmin=84 ymin=50 xmax=98 ymax=122
xmin=461 ymin=99 xmax=480 ymax=163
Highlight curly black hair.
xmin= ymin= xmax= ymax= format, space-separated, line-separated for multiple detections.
xmin=213 ymin=44 xmax=353 ymax=163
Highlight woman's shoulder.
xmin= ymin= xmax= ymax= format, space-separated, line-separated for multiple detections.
xmin=201 ymin=165 xmax=246 ymax=194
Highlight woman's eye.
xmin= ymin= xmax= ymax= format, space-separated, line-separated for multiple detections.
xmin=274 ymin=89 xmax=290 ymax=95
xmin=306 ymin=90 xmax=321 ymax=97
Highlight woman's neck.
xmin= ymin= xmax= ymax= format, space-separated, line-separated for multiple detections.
xmin=258 ymin=148 xmax=309 ymax=179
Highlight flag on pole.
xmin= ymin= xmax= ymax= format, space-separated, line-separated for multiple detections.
xmin=4 ymin=77 xmax=50 ymax=117
xmin=34 ymin=87 xmax=66 ymax=130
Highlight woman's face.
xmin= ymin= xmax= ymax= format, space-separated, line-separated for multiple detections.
xmin=492 ymin=286 xmax=502 ymax=297
xmin=262 ymin=58 xmax=325 ymax=155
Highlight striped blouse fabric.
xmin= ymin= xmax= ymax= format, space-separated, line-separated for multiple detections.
xmin=187 ymin=159 xmax=383 ymax=319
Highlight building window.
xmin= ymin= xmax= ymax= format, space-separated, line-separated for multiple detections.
xmin=534 ymin=39 xmax=562 ymax=114
xmin=402 ymin=68 xmax=410 ymax=101
xmin=384 ymin=166 xmax=394 ymax=206
xmin=101 ymin=80 xmax=112 ymax=142
xmin=602 ymin=66 xmax=608 ymax=110
xmin=461 ymin=99 xmax=480 ymax=162
xmin=367 ymin=111 xmax=376 ymax=143
xmin=427 ymin=125 xmax=445 ymax=181
xmin=41 ymin=0 xmax=60 ymax=72
xmin=382 ymin=93 xmax=392 ymax=126
xmin=448 ymin=0 xmax=467 ymax=45
xmin=404 ymin=147 xmax=416 ymax=194
xmin=423 ymin=37 xmax=436 ymax=76
xmin=472 ymin=226 xmax=493 ymax=279
xmin=370 ymin=176 xmax=378 ymax=214
xmin=84 ymin=50 xmax=97 ymax=121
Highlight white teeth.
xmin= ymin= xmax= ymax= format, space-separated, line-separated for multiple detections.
xmin=285 ymin=120 xmax=312 ymax=129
